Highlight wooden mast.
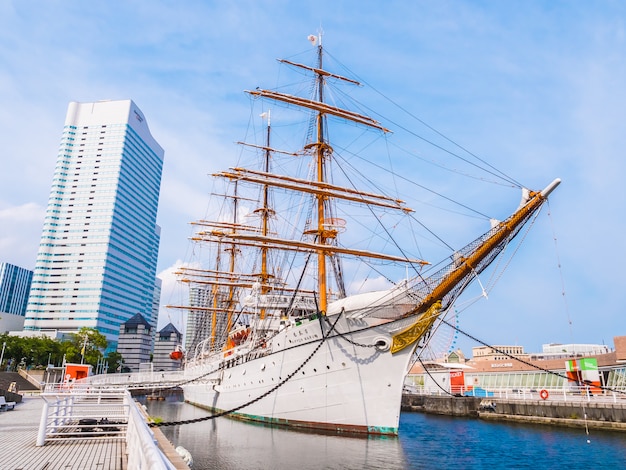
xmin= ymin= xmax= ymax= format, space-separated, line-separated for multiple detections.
xmin=223 ymin=181 xmax=240 ymax=341
xmin=405 ymin=178 xmax=561 ymax=319
xmin=314 ymin=37 xmax=328 ymax=313
xmin=259 ymin=111 xmax=272 ymax=319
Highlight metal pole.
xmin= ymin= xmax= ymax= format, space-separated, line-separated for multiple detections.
xmin=80 ymin=334 xmax=88 ymax=364
xmin=0 ymin=342 xmax=5 ymax=369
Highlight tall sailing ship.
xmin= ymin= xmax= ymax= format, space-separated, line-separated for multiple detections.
xmin=174 ymin=34 xmax=560 ymax=435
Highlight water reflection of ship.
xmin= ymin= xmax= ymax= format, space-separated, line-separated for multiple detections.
xmin=145 ymin=398 xmax=408 ymax=470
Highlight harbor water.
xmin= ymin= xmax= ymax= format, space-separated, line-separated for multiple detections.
xmin=144 ymin=397 xmax=626 ymax=469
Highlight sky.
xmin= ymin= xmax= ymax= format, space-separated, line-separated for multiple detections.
xmin=1 ymin=0 xmax=625 ymax=356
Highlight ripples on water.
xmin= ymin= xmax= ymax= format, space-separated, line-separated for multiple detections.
xmin=144 ymin=398 xmax=626 ymax=469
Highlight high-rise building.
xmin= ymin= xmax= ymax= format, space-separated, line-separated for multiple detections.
xmin=23 ymin=100 xmax=164 ymax=348
xmin=0 ymin=262 xmax=33 ymax=316
xmin=184 ymin=285 xmax=231 ymax=356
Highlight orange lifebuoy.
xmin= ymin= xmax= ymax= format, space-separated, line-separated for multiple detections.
xmin=540 ymin=389 xmax=549 ymax=400
xmin=169 ymin=350 xmax=183 ymax=360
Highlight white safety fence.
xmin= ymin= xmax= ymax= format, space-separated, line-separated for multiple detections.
xmin=126 ymin=393 xmax=177 ymax=470
xmin=406 ymin=384 xmax=626 ymax=403
xmin=37 ymin=384 xmax=177 ymax=469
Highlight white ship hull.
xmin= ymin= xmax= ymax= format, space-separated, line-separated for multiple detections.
xmin=182 ymin=313 xmax=418 ymax=435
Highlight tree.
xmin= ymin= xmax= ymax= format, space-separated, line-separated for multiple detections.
xmin=63 ymin=327 xmax=109 ymax=368
xmin=0 ymin=329 xmax=110 ymax=371
xmin=0 ymin=333 xmax=64 ymax=370
xmin=105 ymin=351 xmax=124 ymax=374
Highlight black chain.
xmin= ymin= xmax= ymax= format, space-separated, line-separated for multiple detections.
xmin=416 ymin=355 xmax=455 ymax=397
xmin=322 ymin=315 xmax=378 ymax=348
xmin=149 ymin=312 xmax=343 ymax=427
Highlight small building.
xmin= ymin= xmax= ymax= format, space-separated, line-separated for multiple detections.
xmin=152 ymin=323 xmax=183 ymax=371
xmin=472 ymin=345 xmax=529 ymax=362
xmin=117 ymin=313 xmax=153 ymax=372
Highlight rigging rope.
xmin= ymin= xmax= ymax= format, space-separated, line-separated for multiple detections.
xmin=322 ymin=49 xmax=522 ymax=189
xmin=417 ymin=355 xmax=455 ymax=397
xmin=547 ymin=201 xmax=574 ymax=339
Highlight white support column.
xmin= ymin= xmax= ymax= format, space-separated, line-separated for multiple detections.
xmin=36 ymin=399 xmax=49 ymax=446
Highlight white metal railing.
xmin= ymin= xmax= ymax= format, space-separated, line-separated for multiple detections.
xmin=406 ymin=384 xmax=626 ymax=403
xmin=126 ymin=395 xmax=177 ymax=470
xmin=37 ymin=385 xmax=177 ymax=469
xmin=38 ymin=385 xmax=129 ymax=444
xmin=83 ymin=370 xmax=187 ymax=390
xmin=490 ymin=386 xmax=626 ymax=403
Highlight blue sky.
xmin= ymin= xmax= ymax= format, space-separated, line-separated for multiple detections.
xmin=1 ymin=1 xmax=624 ymax=355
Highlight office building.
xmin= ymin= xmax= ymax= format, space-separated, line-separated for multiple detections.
xmin=0 ymin=262 xmax=33 ymax=316
xmin=184 ymin=285 xmax=230 ymax=356
xmin=23 ymin=100 xmax=164 ymax=347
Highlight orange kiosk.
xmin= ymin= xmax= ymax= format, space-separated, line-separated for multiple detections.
xmin=62 ymin=363 xmax=92 ymax=385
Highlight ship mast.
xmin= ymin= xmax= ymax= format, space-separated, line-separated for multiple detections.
xmin=169 ymin=183 xmax=257 ymax=353
xmin=243 ymin=33 xmax=427 ymax=314
xmin=314 ymin=36 xmax=329 ymax=313
xmin=258 ymin=112 xmax=272 ymax=318
xmin=223 ymin=181 xmax=240 ymax=339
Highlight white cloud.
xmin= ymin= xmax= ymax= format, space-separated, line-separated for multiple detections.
xmin=156 ymin=261 xmax=192 ymax=333
xmin=346 ymin=276 xmax=393 ymax=295
xmin=0 ymin=202 xmax=45 ymax=269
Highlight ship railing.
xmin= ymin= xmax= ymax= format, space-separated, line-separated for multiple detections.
xmin=185 ymin=341 xmax=266 ymax=371
xmin=37 ymin=386 xmax=177 ymax=469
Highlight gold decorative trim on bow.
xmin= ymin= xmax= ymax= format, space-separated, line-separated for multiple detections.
xmin=391 ymin=301 xmax=442 ymax=354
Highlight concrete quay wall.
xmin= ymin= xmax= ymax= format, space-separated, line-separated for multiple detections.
xmin=401 ymin=394 xmax=626 ymax=432
xmin=401 ymin=394 xmax=482 ymax=416
xmin=494 ymin=399 xmax=626 ymax=423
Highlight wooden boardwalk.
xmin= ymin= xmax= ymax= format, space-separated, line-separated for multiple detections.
xmin=0 ymin=396 xmax=127 ymax=469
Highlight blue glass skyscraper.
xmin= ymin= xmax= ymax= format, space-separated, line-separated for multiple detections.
xmin=24 ymin=100 xmax=164 ymax=347
xmin=0 ymin=262 xmax=33 ymax=316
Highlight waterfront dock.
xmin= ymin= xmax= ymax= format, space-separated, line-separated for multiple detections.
xmin=0 ymin=396 xmax=125 ymax=469
xmin=0 ymin=394 xmax=188 ymax=470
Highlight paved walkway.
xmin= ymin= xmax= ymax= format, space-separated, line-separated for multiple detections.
xmin=0 ymin=396 xmax=127 ymax=469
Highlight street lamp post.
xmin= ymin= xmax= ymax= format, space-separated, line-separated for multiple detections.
xmin=80 ymin=334 xmax=88 ymax=365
